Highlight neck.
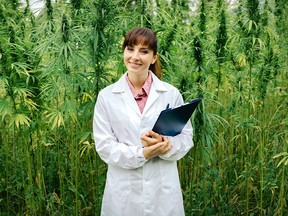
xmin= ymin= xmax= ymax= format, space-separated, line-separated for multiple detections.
xmin=127 ymin=71 xmax=149 ymax=92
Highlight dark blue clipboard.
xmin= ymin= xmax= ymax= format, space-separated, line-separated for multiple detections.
xmin=152 ymin=98 xmax=202 ymax=136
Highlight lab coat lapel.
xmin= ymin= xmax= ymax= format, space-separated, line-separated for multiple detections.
xmin=143 ymin=85 xmax=159 ymax=114
xmin=122 ymin=89 xmax=141 ymax=116
xmin=143 ymin=73 xmax=167 ymax=114
xmin=112 ymin=73 xmax=141 ymax=116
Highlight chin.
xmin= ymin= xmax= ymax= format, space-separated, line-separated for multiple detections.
xmin=128 ymin=69 xmax=148 ymax=75
xmin=128 ymin=66 xmax=141 ymax=72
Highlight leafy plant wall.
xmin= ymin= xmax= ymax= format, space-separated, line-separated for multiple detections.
xmin=0 ymin=0 xmax=287 ymax=215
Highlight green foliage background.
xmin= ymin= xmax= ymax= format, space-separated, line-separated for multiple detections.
xmin=0 ymin=0 xmax=287 ymax=215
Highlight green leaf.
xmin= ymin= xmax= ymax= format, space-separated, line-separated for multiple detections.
xmin=11 ymin=113 xmax=31 ymax=128
xmin=0 ymin=98 xmax=14 ymax=120
xmin=273 ymin=152 xmax=288 ymax=158
xmin=273 ymin=152 xmax=288 ymax=167
xmin=46 ymin=110 xmax=65 ymax=129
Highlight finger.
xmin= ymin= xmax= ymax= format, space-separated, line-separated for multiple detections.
xmin=153 ymin=141 xmax=171 ymax=153
xmin=160 ymin=137 xmax=172 ymax=154
xmin=144 ymin=142 xmax=172 ymax=158
xmin=160 ymin=136 xmax=170 ymax=146
xmin=142 ymin=131 xmax=162 ymax=142
xmin=141 ymin=135 xmax=160 ymax=147
xmin=147 ymin=131 xmax=163 ymax=142
xmin=141 ymin=135 xmax=156 ymax=143
xmin=162 ymin=145 xmax=172 ymax=155
xmin=156 ymin=143 xmax=172 ymax=155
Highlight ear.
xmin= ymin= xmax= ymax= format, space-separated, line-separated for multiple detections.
xmin=151 ymin=53 xmax=158 ymax=64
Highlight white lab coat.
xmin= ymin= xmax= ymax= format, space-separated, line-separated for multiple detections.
xmin=93 ymin=72 xmax=193 ymax=216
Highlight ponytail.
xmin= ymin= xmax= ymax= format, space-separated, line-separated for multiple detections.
xmin=149 ymin=58 xmax=162 ymax=80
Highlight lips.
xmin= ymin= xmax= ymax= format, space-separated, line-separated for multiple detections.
xmin=129 ymin=62 xmax=142 ymax=67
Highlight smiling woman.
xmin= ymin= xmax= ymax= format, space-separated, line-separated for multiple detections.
xmin=93 ymin=27 xmax=194 ymax=216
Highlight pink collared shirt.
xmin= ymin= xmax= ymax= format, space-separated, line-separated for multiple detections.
xmin=126 ymin=72 xmax=153 ymax=113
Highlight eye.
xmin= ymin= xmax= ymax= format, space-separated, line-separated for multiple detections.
xmin=140 ymin=49 xmax=149 ymax=54
xmin=126 ymin=46 xmax=134 ymax=51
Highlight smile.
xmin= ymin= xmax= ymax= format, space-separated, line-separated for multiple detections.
xmin=129 ymin=62 xmax=142 ymax=66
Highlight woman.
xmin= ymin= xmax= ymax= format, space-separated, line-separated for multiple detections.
xmin=93 ymin=27 xmax=194 ymax=216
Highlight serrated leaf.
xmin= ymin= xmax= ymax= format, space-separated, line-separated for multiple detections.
xmin=46 ymin=111 xmax=65 ymax=129
xmin=12 ymin=113 xmax=31 ymax=128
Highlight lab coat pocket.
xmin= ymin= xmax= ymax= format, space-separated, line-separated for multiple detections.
xmin=159 ymin=160 xmax=180 ymax=195
xmin=106 ymin=166 xmax=132 ymax=199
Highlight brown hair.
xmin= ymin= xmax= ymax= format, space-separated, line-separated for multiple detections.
xmin=123 ymin=27 xmax=162 ymax=79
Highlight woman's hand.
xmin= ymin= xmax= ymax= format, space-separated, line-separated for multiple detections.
xmin=141 ymin=131 xmax=163 ymax=147
xmin=141 ymin=131 xmax=172 ymax=159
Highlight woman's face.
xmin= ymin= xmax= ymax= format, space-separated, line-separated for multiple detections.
xmin=124 ymin=43 xmax=158 ymax=75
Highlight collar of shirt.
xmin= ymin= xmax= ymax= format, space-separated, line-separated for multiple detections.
xmin=126 ymin=72 xmax=153 ymax=100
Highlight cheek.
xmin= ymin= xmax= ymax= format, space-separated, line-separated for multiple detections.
xmin=123 ymin=50 xmax=130 ymax=59
xmin=123 ymin=54 xmax=129 ymax=63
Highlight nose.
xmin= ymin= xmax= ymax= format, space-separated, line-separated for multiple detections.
xmin=131 ymin=51 xmax=140 ymax=60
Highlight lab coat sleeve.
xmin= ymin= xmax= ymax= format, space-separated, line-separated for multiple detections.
xmin=159 ymin=121 xmax=193 ymax=161
xmin=93 ymin=93 xmax=148 ymax=169
xmin=159 ymin=91 xmax=194 ymax=161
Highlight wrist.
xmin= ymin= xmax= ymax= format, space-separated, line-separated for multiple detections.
xmin=143 ymin=147 xmax=150 ymax=160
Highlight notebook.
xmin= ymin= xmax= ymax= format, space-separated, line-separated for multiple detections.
xmin=152 ymin=98 xmax=202 ymax=136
